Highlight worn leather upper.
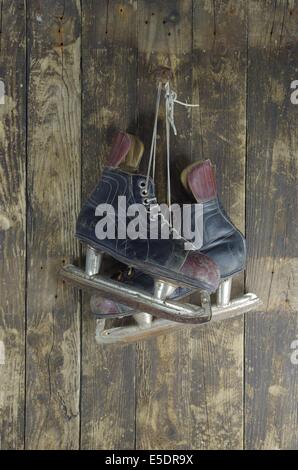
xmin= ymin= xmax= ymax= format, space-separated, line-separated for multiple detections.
xmin=76 ymin=168 xmax=220 ymax=292
xmin=198 ymin=199 xmax=246 ymax=278
xmin=185 ymin=160 xmax=246 ymax=278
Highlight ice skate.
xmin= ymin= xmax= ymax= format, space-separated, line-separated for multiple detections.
xmin=60 ymin=129 xmax=222 ymax=329
xmin=88 ymin=81 xmax=261 ymax=344
xmin=90 ymin=158 xmax=262 ymax=344
xmin=61 ymin=79 xmax=261 ymax=344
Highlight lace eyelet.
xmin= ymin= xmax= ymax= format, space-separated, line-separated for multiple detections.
xmin=138 ymin=180 xmax=146 ymax=189
xmin=143 ymin=198 xmax=149 ymax=205
xmin=140 ymin=189 xmax=148 ymax=197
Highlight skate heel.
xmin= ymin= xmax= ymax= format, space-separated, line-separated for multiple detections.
xmin=216 ymin=278 xmax=232 ymax=307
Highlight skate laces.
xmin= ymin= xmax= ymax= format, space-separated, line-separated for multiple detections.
xmin=145 ymin=81 xmax=199 ymax=230
xmin=145 ymin=81 xmax=162 ymax=186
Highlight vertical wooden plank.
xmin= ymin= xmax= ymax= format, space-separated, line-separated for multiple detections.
xmin=136 ymin=0 xmax=194 ymax=450
xmin=0 ymin=0 xmax=26 ymax=450
xmin=189 ymin=0 xmax=247 ymax=449
xmin=80 ymin=0 xmax=137 ymax=449
xmin=136 ymin=0 xmax=247 ymax=450
xmin=245 ymin=0 xmax=298 ymax=449
xmin=137 ymin=0 xmax=193 ymax=199
xmin=26 ymin=0 xmax=81 ymax=449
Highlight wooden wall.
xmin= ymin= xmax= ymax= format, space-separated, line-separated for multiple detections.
xmin=0 ymin=0 xmax=297 ymax=449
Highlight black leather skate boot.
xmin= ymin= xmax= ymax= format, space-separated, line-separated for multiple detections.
xmin=90 ymin=158 xmax=246 ymax=319
xmin=180 ymin=159 xmax=246 ymax=279
xmin=76 ymin=132 xmax=220 ymax=296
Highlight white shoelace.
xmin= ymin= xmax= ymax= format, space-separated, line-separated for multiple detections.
xmin=145 ymin=81 xmax=199 ymax=225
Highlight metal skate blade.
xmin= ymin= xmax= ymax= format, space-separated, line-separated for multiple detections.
xmin=96 ymin=318 xmax=186 ymax=344
xmin=95 ymin=293 xmax=262 ymax=345
xmin=60 ymin=264 xmax=210 ymax=323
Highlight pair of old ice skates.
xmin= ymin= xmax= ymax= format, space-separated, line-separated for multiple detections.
xmin=61 ymin=82 xmax=261 ymax=344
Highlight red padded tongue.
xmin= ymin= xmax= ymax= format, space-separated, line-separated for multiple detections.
xmin=187 ymin=160 xmax=217 ymax=202
xmin=107 ymin=131 xmax=131 ymax=167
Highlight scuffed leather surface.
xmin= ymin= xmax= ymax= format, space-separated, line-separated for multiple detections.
xmin=107 ymin=131 xmax=131 ymax=167
xmin=180 ymin=251 xmax=220 ymax=289
xmin=90 ymin=295 xmax=134 ymax=318
xmin=185 ymin=160 xmax=246 ymax=278
xmin=188 ymin=159 xmax=217 ymax=202
xmin=192 ymin=198 xmax=246 ymax=278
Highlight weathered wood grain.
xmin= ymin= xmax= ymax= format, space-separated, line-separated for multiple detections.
xmin=245 ymin=0 xmax=298 ymax=449
xmin=0 ymin=0 xmax=26 ymax=450
xmin=1 ymin=0 xmax=297 ymax=451
xmin=189 ymin=0 xmax=247 ymax=449
xmin=26 ymin=0 xmax=81 ymax=449
xmin=137 ymin=0 xmax=193 ymax=202
xmin=80 ymin=0 xmax=137 ymax=449
xmin=135 ymin=0 xmax=195 ymax=450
